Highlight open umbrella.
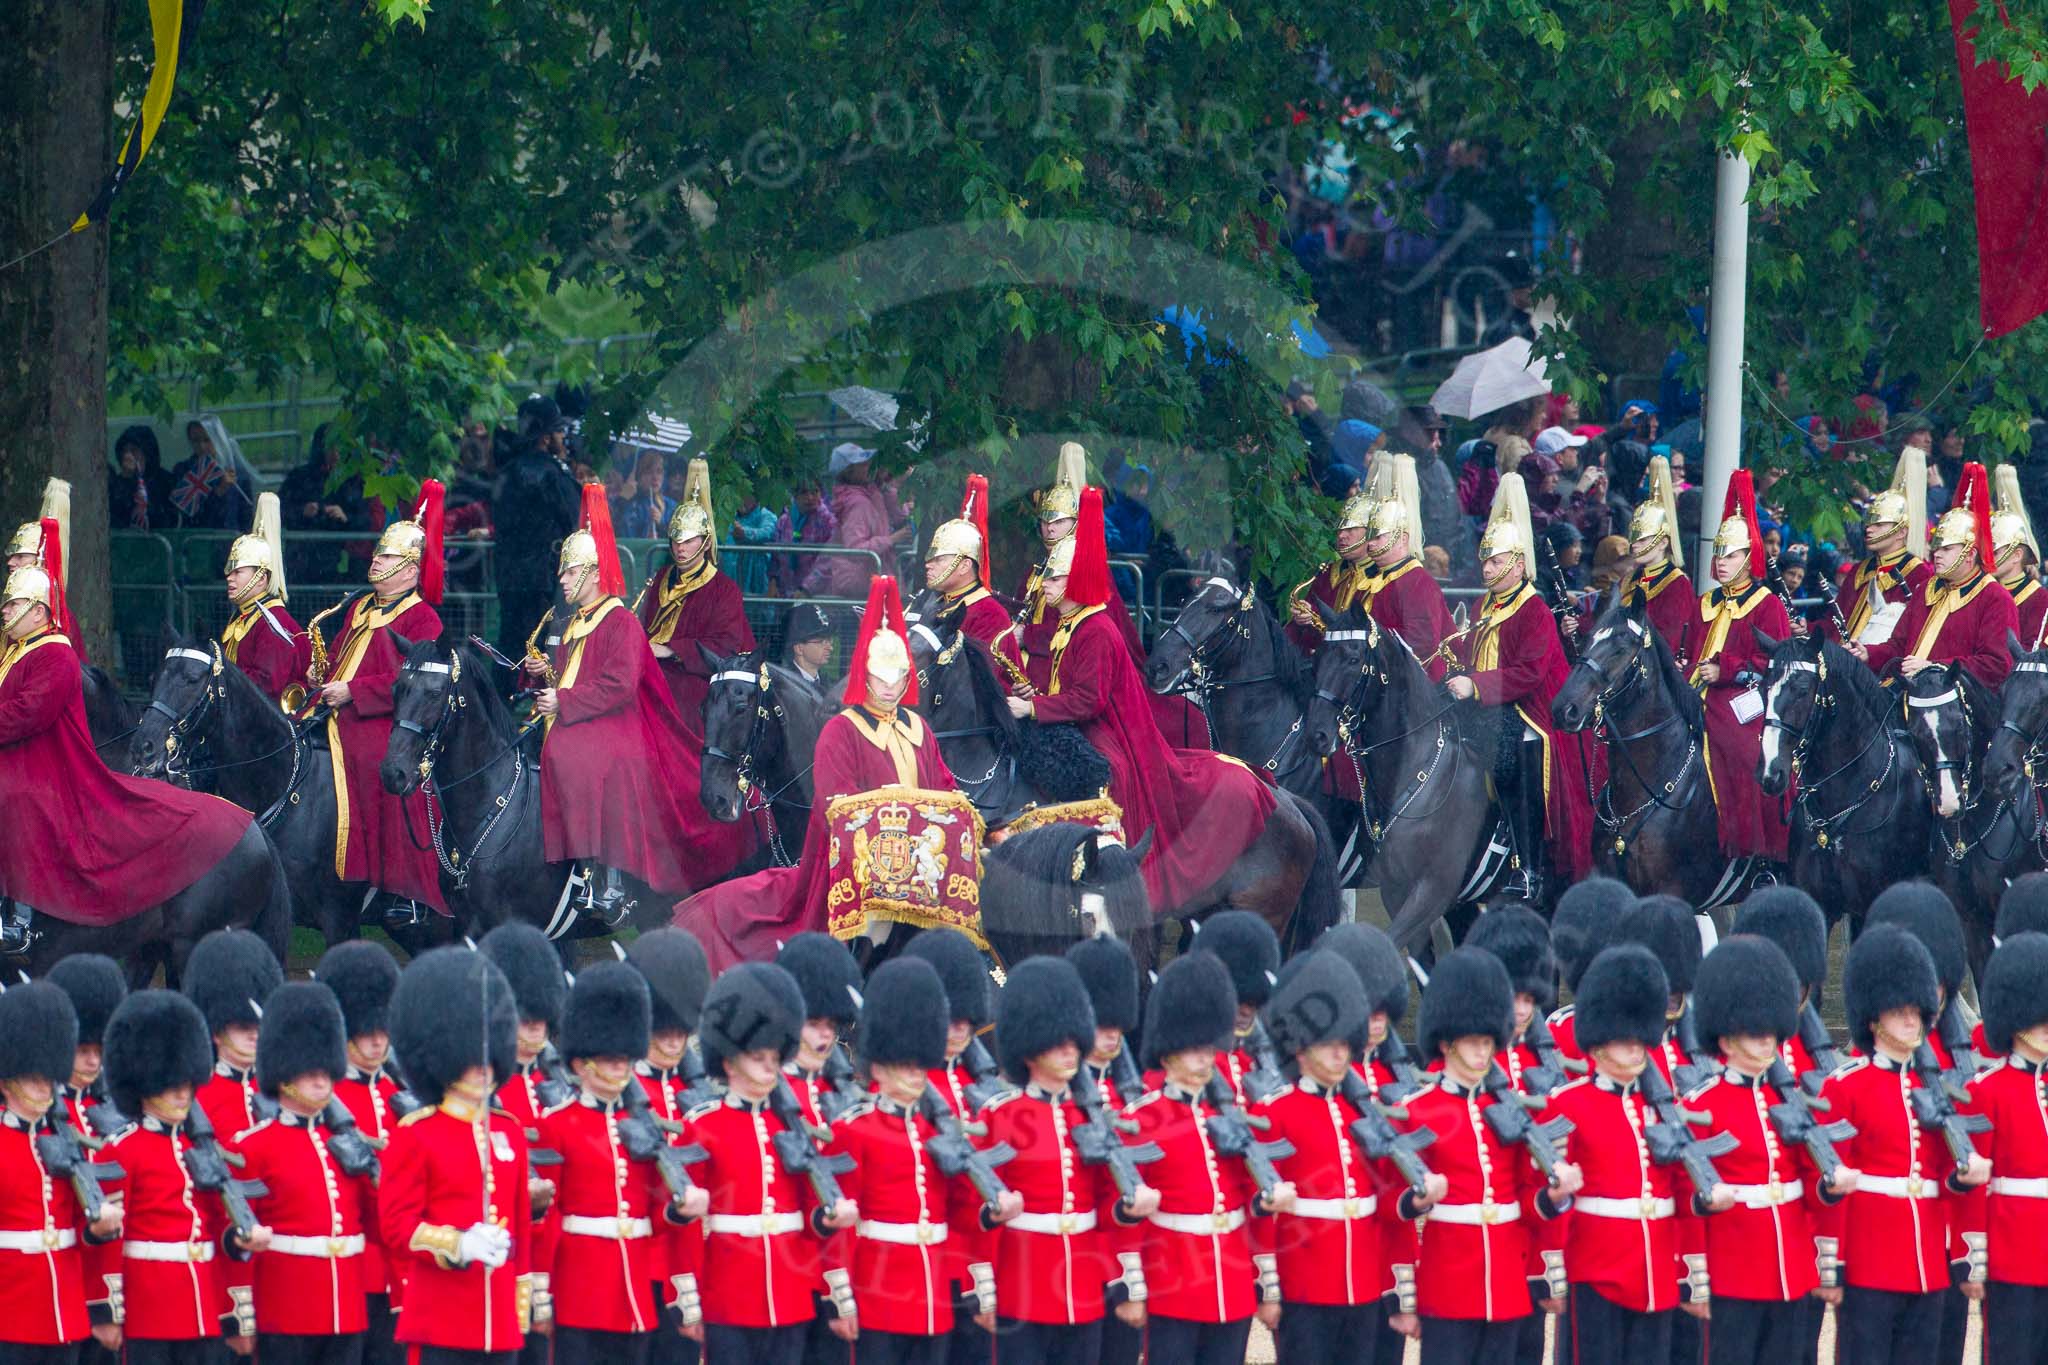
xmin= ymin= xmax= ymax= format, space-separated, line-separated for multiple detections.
xmin=1429 ymin=336 xmax=1551 ymax=421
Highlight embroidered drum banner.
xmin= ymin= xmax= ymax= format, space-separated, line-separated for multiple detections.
xmin=989 ymin=796 xmax=1125 ymax=845
xmin=825 ymin=785 xmax=988 ymax=947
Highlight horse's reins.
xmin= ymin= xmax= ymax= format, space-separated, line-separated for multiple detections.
xmin=1164 ymin=580 xmax=1311 ymax=776
xmin=1767 ymin=653 xmax=1904 ymax=852
xmin=1570 ymin=622 xmax=1699 ymax=843
xmin=915 ymin=631 xmax=1022 ymax=817
xmin=1317 ymin=626 xmax=1466 ymax=839
xmin=705 ymin=665 xmax=813 ymax=866
xmin=396 ymin=656 xmax=529 ymax=888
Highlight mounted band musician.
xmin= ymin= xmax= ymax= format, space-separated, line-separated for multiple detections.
xmin=1289 ymin=455 xmax=1453 ymax=670
xmin=1581 ymin=454 xmax=1694 ymax=664
xmin=923 ymin=473 xmax=1010 ymax=647
xmin=218 ymin=492 xmax=309 ymax=706
xmin=1689 ymin=471 xmax=1793 ymax=862
xmin=1831 ymin=445 xmax=1932 ymax=646
xmin=633 ymin=458 xmax=755 ymax=744
xmin=1992 ymin=464 xmax=2046 ymax=650
xmin=7 ymin=479 xmax=83 ymax=649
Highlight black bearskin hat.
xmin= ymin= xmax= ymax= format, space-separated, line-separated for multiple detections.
xmin=1418 ymin=948 xmax=1514 ymax=1059
xmin=996 ymin=956 xmax=1097 ymax=1082
xmin=1193 ymin=910 xmax=1280 ymax=1008
xmin=44 ymin=954 xmax=124 ymax=1047
xmin=390 ymin=947 xmax=520 ymax=1106
xmin=700 ymin=964 xmax=807 ymax=1077
xmin=1263 ymin=950 xmax=1370 ymax=1058
xmin=315 ymin=941 xmax=401 ymax=1040
xmin=479 ymin=923 xmax=567 ymax=1028
xmin=1693 ymin=936 xmax=1800 ymax=1048
xmin=1997 ymin=873 xmax=2048 ymax=943
xmin=1142 ymin=952 xmax=1237 ymax=1068
xmin=1842 ymin=923 xmax=1940 ymax=1054
xmin=1731 ymin=888 xmax=1829 ymax=994
xmin=256 ymin=983 xmax=348 ymax=1097
xmin=1574 ymin=946 xmax=1671 ymax=1052
xmin=0 ymin=982 xmax=78 ymax=1086
xmin=105 ymin=990 xmax=213 ymax=1117
xmin=1317 ymin=922 xmax=1411 ymax=1024
xmin=561 ymin=962 xmax=652 ymax=1064
xmin=182 ymin=929 xmax=284 ymax=1035
xmin=776 ymin=933 xmax=863 ymax=1025
xmin=1066 ymin=937 xmax=1140 ymax=1034
xmin=904 ymin=929 xmax=992 ymax=1027
xmin=628 ymin=928 xmax=712 ymax=1035
xmin=1981 ymin=933 xmax=2048 ymax=1056
xmin=1613 ymin=896 xmax=1701 ymax=995
xmin=1867 ymin=882 xmax=1967 ymax=995
xmin=857 ymin=958 xmax=950 ymax=1071
xmin=1465 ymin=905 xmax=1558 ymax=1012
xmin=1552 ymin=876 xmax=1633 ymax=992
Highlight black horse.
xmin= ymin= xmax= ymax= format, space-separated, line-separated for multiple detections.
xmin=1303 ymin=602 xmax=1502 ymax=955
xmin=1142 ymin=569 xmax=1367 ymax=884
xmin=380 ymin=635 xmax=583 ymax=943
xmin=131 ymin=637 xmax=369 ymax=949
xmin=1755 ymin=630 xmax=1930 ymax=945
xmin=980 ymin=821 xmax=1157 ymax=983
xmin=695 ymin=648 xmax=835 ymax=865
xmin=84 ymin=663 xmax=139 ymax=758
xmin=1552 ymin=596 xmax=1744 ymax=910
xmin=1900 ymin=660 xmax=2024 ymax=983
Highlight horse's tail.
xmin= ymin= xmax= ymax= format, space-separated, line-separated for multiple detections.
xmin=1284 ymin=790 xmax=1342 ymax=957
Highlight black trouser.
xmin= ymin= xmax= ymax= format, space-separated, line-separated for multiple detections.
xmin=0 ymin=1345 xmax=82 ymax=1365
xmin=1276 ymin=1301 xmax=1381 ymax=1363
xmin=1936 ymin=1285 xmax=1969 ymax=1365
xmin=847 ymin=1333 xmax=946 ymax=1365
xmin=362 ymin=1294 xmax=401 ymax=1365
xmin=119 ymin=1341 xmax=228 ymax=1365
xmin=1419 ymin=1316 xmax=1524 ymax=1365
xmin=74 ymin=1339 xmax=116 ymax=1365
xmin=1143 ymin=1316 xmax=1251 ymax=1365
xmin=1986 ymin=1281 xmax=2048 ymax=1362
xmin=1837 ymin=1286 xmax=1943 ymax=1365
xmin=1565 ymin=1288 xmax=1671 ymax=1365
xmin=986 ymin=1319 xmax=1101 ymax=1365
xmin=701 ymin=1324 xmax=805 ymax=1365
xmin=257 ymin=1334 xmax=366 ymax=1365
xmin=1793 ymin=1296 xmax=1823 ymax=1365
xmin=411 ymin=1350 xmax=517 ymax=1365
xmin=553 ymin=1328 xmax=652 ymax=1365
xmin=799 ymin=1312 xmax=845 ymax=1365
xmin=1705 ymin=1297 xmax=1812 ymax=1365
xmin=1669 ymin=1299 xmax=1702 ymax=1365
xmin=514 ymin=1322 xmax=550 ymax=1365
xmin=650 ymin=1287 xmax=702 ymax=1365
xmin=943 ymin=1312 xmax=990 ymax=1365
xmin=1098 ymin=1314 xmax=1140 ymax=1365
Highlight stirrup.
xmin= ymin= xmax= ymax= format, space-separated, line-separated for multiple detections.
xmin=381 ymin=898 xmax=426 ymax=930
xmin=0 ymin=902 xmax=39 ymax=957
xmin=586 ymin=867 xmax=633 ymax=929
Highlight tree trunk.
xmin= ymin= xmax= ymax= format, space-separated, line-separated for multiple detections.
xmin=0 ymin=0 xmax=114 ymax=662
xmin=1577 ymin=123 xmax=1701 ymax=394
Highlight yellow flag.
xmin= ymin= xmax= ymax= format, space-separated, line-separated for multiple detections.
xmin=71 ymin=0 xmax=188 ymax=230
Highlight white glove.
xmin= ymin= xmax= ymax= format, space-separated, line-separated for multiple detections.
xmin=1962 ymin=1231 xmax=1988 ymax=1286
xmin=969 ymin=1262 xmax=997 ymax=1317
xmin=824 ymin=1267 xmax=856 ymax=1321
xmin=670 ymin=1273 xmax=703 ymax=1328
xmin=1815 ymin=1236 xmax=1841 ymax=1290
xmin=1542 ymin=1249 xmax=1569 ymax=1300
xmin=1117 ymin=1250 xmax=1148 ymax=1304
xmin=227 ymin=1285 xmax=256 ymax=1338
xmin=530 ymin=1273 xmax=553 ymax=1327
xmin=457 ymin=1222 xmax=512 ymax=1269
xmin=102 ymin=1273 xmax=126 ymax=1326
xmin=1683 ymin=1252 xmax=1710 ymax=1306
xmin=1391 ymin=1262 xmax=1418 ymax=1316
xmin=1254 ymin=1252 xmax=1281 ymax=1305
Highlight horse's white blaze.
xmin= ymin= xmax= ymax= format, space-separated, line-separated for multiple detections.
xmin=1761 ymin=674 xmax=1785 ymax=773
xmin=1919 ymin=705 xmax=1960 ymax=818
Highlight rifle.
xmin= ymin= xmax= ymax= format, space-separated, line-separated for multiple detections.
xmin=36 ymin=1118 xmax=122 ymax=1223
xmin=617 ymin=1080 xmax=709 ymax=1206
xmin=1796 ymin=1004 xmax=1846 ymax=1096
xmin=83 ymin=1093 xmax=132 ymax=1141
xmin=1335 ymin=1070 xmax=1438 ymax=1199
xmin=1521 ymin=1013 xmax=1587 ymax=1097
xmin=1762 ymin=1059 xmax=1855 ymax=1184
xmin=1908 ymin=1043 xmax=1990 ymax=1168
xmin=1107 ymin=1044 xmax=1146 ymax=1105
xmin=319 ymin=1100 xmax=383 ymax=1179
xmin=1671 ymin=1008 xmax=1721 ymax=1094
xmin=1934 ymin=998 xmax=1983 ymax=1093
xmin=819 ymin=1047 xmax=863 ymax=1124
xmin=768 ymin=1076 xmax=856 ymax=1209
xmin=1200 ymin=1075 xmax=1296 ymax=1201
xmin=1480 ymin=1063 xmax=1574 ymax=1184
xmin=533 ymin=1046 xmax=577 ymax=1112
xmin=916 ymin=1087 xmax=1016 ymax=1208
xmin=1069 ymin=1066 xmax=1163 ymax=1201
xmin=181 ymin=1102 xmax=270 ymax=1242
xmin=1236 ymin=1017 xmax=1290 ymax=1105
xmin=961 ymin=1038 xmax=1018 ymax=1112
xmin=1373 ymin=1031 xmax=1429 ymax=1104
xmin=1638 ymin=1062 xmax=1738 ymax=1198
xmin=676 ymin=1048 xmax=721 ymax=1112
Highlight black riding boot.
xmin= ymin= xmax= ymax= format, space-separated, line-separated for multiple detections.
xmin=1507 ymin=732 xmax=1550 ymax=904
xmin=587 ymin=866 xmax=634 ymax=929
xmin=378 ymin=894 xmax=426 ymax=930
xmin=0 ymin=900 xmax=36 ymax=957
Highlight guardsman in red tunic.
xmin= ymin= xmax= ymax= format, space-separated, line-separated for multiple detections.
xmin=1441 ymin=473 xmax=1594 ymax=900
xmin=535 ymin=487 xmax=753 ymax=922
xmin=1689 ymin=934 xmax=1858 ymax=1364
xmin=1124 ymin=953 xmax=1294 ymax=1365
xmin=0 ymin=983 xmax=126 ymax=1364
xmin=1993 ymin=463 xmax=2048 ymax=650
xmin=97 ymin=990 xmax=238 ymax=1365
xmin=1855 ymin=462 xmax=2019 ymax=690
xmin=1065 ymin=939 xmax=1147 ymax=1365
xmin=1257 ymin=948 xmax=1433 ymax=1365
xmin=1540 ymin=878 xmax=1633 ymax=1065
xmin=923 ymin=474 xmax=1010 ymax=648
xmin=1730 ymin=888 xmax=1835 ymax=1083
xmin=975 ymin=956 xmax=1158 ymax=1365
xmin=317 ymin=942 xmax=405 ymax=1365
xmin=1961 ymin=934 xmax=2048 ymax=1358
xmin=1832 ymin=447 xmax=1934 ymax=646
xmin=673 ymin=577 xmax=957 ymax=973
xmin=380 ymin=947 xmax=536 ymax=1361
xmin=45 ymin=955 xmax=125 ymax=1142
xmin=624 ymin=929 xmax=713 ymax=1365
xmin=535 ymin=965 xmax=707 ymax=1365
xmin=1691 ymin=473 xmax=1794 ymax=861
xmin=305 ymin=483 xmax=448 ymax=924
xmin=1393 ymin=950 xmax=1580 ymax=1365
xmin=1191 ymin=911 xmax=1281 ymax=1110
xmin=1010 ymin=491 xmax=1278 ymax=914
xmin=1815 ymin=925 xmax=1990 ymax=1365
xmin=234 ymin=983 xmax=378 ymax=1364
xmin=219 ymin=493 xmax=310 ymax=706
xmin=634 ymin=459 xmax=755 ymax=745
xmin=828 ymin=957 xmax=1023 ymax=1364
xmin=0 ymin=565 xmax=254 ymax=957
xmin=1545 ymin=946 xmax=1732 ymax=1365
xmin=1979 ymin=881 xmax=2048 ymax=1061
xmin=678 ymin=964 xmax=858 ymax=1364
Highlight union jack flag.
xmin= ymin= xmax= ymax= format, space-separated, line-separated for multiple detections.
xmin=171 ymin=454 xmax=222 ymax=517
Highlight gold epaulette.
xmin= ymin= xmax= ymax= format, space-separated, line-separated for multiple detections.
xmin=398 ymin=1106 xmax=437 ymax=1128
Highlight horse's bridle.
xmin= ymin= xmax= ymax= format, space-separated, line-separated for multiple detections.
xmin=704 ymin=662 xmax=811 ymax=865
xmin=915 ymin=626 xmax=1018 ymax=811
xmin=1764 ymin=648 xmax=1902 ymax=853
xmin=394 ymin=652 xmax=531 ymax=888
xmin=394 ymin=654 xmax=465 ymax=787
xmin=146 ymin=644 xmax=227 ymax=784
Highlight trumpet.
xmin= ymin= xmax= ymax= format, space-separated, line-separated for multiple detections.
xmin=523 ymin=609 xmax=558 ymax=687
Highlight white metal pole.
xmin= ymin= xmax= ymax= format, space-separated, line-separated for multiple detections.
xmin=1697 ymin=149 xmax=1750 ymax=574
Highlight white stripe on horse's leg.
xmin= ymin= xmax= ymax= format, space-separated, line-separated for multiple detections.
xmin=1340 ymin=888 xmax=1357 ymax=924
xmin=1695 ymin=912 xmax=1720 ymax=956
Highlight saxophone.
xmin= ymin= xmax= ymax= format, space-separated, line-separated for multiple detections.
xmin=302 ymin=596 xmax=353 ymax=687
xmin=523 ymin=609 xmax=558 ymax=686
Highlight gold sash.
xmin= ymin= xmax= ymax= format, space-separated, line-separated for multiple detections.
xmin=220 ymin=596 xmax=284 ymax=664
xmin=1904 ymin=573 xmax=1992 ymax=662
xmin=1692 ymin=581 xmax=1770 ymax=685
xmin=639 ymin=556 xmax=718 ymax=648
xmin=1472 ymin=584 xmax=1538 ymax=672
xmin=543 ymin=598 xmax=623 ymax=737
xmin=1356 ymin=559 xmax=1418 ymax=615
xmin=325 ymin=591 xmax=423 ymax=879
xmin=842 ymin=705 xmax=927 ymax=788
xmin=1631 ymin=565 xmax=1683 ymax=605
xmin=0 ymin=630 xmax=69 ymax=690
xmin=1842 ymin=553 xmax=1918 ymax=639
xmin=1045 ymin=604 xmax=1106 ymax=695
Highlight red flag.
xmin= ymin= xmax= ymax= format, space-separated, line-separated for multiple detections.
xmin=1951 ymin=0 xmax=2048 ymax=337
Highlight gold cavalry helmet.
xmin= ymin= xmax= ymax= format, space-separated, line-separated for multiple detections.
xmin=1338 ymin=491 xmax=1374 ymax=533
xmin=374 ymin=518 xmax=425 ymax=562
xmin=929 ymin=517 xmax=983 ymax=564
xmin=1043 ymin=534 xmax=1077 ymax=579
xmin=668 ymin=457 xmax=714 ymax=544
xmin=5 ymin=522 xmax=39 ymax=560
xmin=865 ymin=626 xmax=911 ymax=682
xmin=1478 ymin=472 xmax=1534 ymax=563
xmin=3 ymin=564 xmax=54 ymax=612
xmin=1629 ymin=455 xmax=1683 ymax=572
xmin=559 ymin=528 xmax=600 ymax=574
xmin=1993 ymin=463 xmax=2039 ymax=561
xmin=1932 ymin=508 xmax=1976 ymax=551
xmin=1040 ymin=441 xmax=1088 ymax=523
xmin=1712 ymin=511 xmax=1752 ymax=559
xmin=1364 ymin=453 xmax=1421 ymax=544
